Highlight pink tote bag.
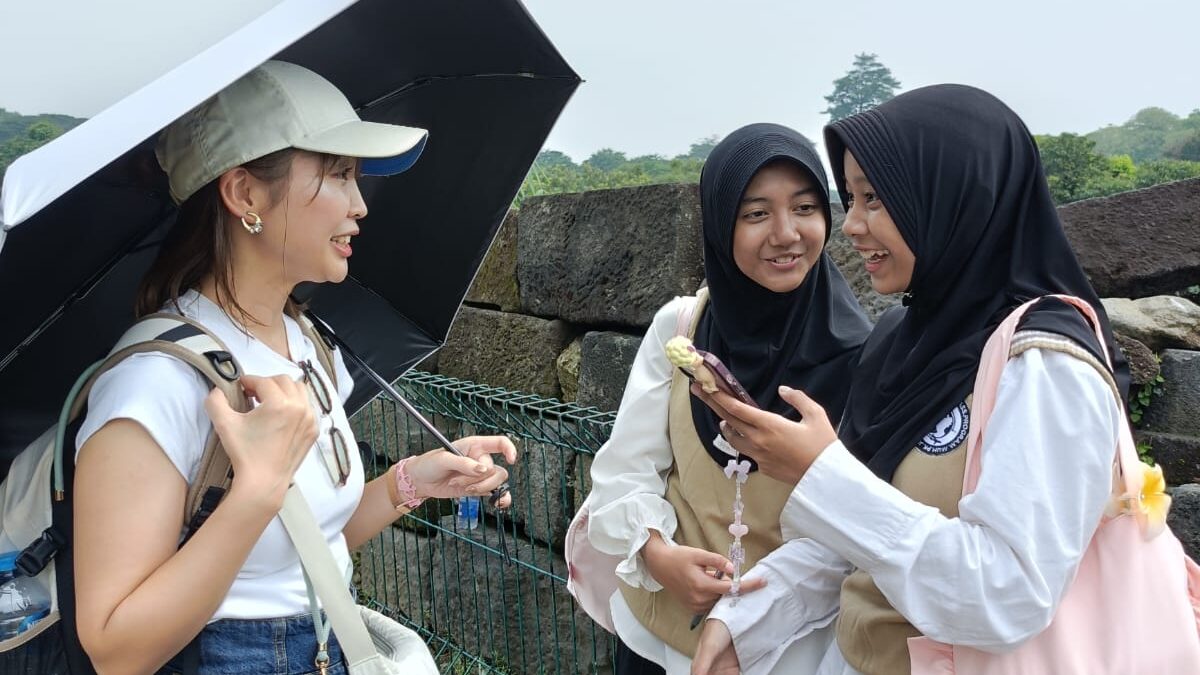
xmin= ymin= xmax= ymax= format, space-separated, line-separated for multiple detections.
xmin=909 ymin=295 xmax=1200 ymax=674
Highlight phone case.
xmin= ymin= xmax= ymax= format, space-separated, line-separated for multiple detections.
xmin=664 ymin=336 xmax=758 ymax=408
xmin=693 ymin=348 xmax=758 ymax=408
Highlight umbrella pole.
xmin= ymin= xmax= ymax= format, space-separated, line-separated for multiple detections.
xmin=302 ymin=312 xmax=511 ymax=507
xmin=304 ymin=311 xmax=515 ymax=565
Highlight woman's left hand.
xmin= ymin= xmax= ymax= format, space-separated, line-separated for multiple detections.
xmin=692 ymin=384 xmax=837 ymax=486
xmin=407 ymin=435 xmax=518 ymax=508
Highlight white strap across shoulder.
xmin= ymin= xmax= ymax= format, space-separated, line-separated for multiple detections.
xmin=278 ymin=485 xmax=378 ymax=668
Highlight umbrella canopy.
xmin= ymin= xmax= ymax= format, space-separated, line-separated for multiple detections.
xmin=0 ymin=0 xmax=579 ymax=462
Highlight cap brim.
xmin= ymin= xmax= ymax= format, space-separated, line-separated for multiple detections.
xmin=294 ymin=120 xmax=428 ymax=176
xmin=359 ymin=134 xmax=427 ymax=176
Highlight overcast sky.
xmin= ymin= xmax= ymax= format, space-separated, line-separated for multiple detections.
xmin=2 ymin=0 xmax=1197 ymax=163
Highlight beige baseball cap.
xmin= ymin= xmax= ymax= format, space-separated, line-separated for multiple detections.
xmin=156 ymin=60 xmax=428 ymax=203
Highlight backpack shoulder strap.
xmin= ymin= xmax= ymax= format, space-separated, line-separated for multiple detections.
xmin=293 ymin=310 xmax=338 ymax=390
xmin=674 ymin=288 xmax=709 ymax=339
xmin=65 ymin=312 xmax=249 ymax=540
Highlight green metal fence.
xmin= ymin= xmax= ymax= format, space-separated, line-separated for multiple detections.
xmin=349 ymin=371 xmax=618 ymax=675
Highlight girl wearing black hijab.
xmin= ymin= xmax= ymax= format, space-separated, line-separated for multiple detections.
xmin=691 ymin=86 xmax=1132 ymax=675
xmin=579 ymin=123 xmax=871 ymax=675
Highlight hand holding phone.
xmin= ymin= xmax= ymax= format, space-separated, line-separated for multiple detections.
xmin=665 ymin=337 xmax=758 ymax=408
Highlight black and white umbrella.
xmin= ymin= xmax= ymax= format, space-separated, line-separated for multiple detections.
xmin=0 ymin=0 xmax=580 ymax=462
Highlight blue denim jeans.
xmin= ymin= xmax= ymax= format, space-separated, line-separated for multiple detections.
xmin=160 ymin=612 xmax=346 ymax=675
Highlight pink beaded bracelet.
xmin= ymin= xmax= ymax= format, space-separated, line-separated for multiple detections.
xmin=389 ymin=457 xmax=425 ymax=511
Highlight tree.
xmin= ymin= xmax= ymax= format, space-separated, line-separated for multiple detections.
xmin=684 ymin=135 xmax=720 ymax=161
xmin=1036 ymin=133 xmax=1107 ymax=203
xmin=1088 ymin=106 xmax=1182 ymax=163
xmin=1183 ymin=110 xmax=1200 ymax=134
xmin=532 ymin=149 xmax=575 ymax=170
xmin=514 ymin=147 xmax=705 ymax=206
xmin=583 ymin=148 xmax=627 ymax=172
xmin=823 ymin=53 xmax=900 ymax=122
xmin=1127 ymin=106 xmax=1178 ymax=134
xmin=0 ymin=121 xmax=65 ymax=178
xmin=0 ymin=109 xmax=84 ymax=145
xmin=1078 ymin=154 xmax=1137 ymax=201
xmin=1163 ymin=130 xmax=1200 ymax=162
xmin=1135 ymin=159 xmax=1200 ymax=188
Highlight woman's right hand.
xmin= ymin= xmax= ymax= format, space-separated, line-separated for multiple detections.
xmin=640 ymin=531 xmax=766 ymax=614
xmin=204 ymin=374 xmax=318 ymax=510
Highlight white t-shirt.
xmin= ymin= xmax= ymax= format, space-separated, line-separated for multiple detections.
xmin=76 ymin=290 xmax=365 ymax=621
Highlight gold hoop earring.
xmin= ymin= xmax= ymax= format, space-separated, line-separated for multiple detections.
xmin=240 ymin=212 xmax=264 ymax=235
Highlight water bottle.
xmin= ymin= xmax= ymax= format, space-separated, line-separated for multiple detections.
xmin=457 ymin=496 xmax=481 ymax=530
xmin=0 ymin=551 xmax=52 ymax=640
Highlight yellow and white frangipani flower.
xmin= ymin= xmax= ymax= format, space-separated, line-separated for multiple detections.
xmin=1106 ymin=462 xmax=1171 ymax=540
xmin=1136 ymin=463 xmax=1171 ymax=540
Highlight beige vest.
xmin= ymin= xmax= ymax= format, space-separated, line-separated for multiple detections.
xmin=620 ymin=292 xmax=796 ymax=656
xmin=835 ymin=396 xmax=973 ymax=675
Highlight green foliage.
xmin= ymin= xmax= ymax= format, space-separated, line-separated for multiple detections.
xmin=532 ymin=149 xmax=575 ymax=170
xmin=515 ymin=138 xmax=710 ymax=206
xmin=1036 ymin=133 xmax=1108 ymax=203
xmin=1137 ymin=439 xmax=1155 ymax=466
xmin=1041 ymin=105 xmax=1200 ymax=203
xmin=1129 ymin=362 xmax=1165 ymax=428
xmin=0 ymin=120 xmax=68 ymax=179
xmin=517 ymin=98 xmax=1200 ymax=208
xmin=1089 ymin=106 xmax=1197 ymax=163
xmin=823 ymin=53 xmax=900 ymax=122
xmin=1106 ymin=154 xmax=1137 ymax=181
xmin=1038 ymin=129 xmax=1200 ymax=204
xmin=1135 ymin=158 xmax=1200 ymax=188
xmin=685 ymin=135 xmax=720 ymax=161
xmin=582 ymin=148 xmax=627 ymax=171
xmin=1163 ymin=129 xmax=1200 ymax=162
xmin=0 ymin=108 xmax=84 ymax=145
xmin=1080 ymin=154 xmax=1138 ymax=200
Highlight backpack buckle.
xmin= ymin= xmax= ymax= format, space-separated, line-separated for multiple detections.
xmin=204 ymin=351 xmax=240 ymax=381
xmin=16 ymin=528 xmax=65 ymax=577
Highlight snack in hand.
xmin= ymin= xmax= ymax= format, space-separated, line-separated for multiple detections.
xmin=664 ymin=336 xmax=758 ymax=407
xmin=665 ymin=336 xmax=718 ymax=392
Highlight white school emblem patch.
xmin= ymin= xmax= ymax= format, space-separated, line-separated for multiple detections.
xmin=917 ymin=402 xmax=970 ymax=456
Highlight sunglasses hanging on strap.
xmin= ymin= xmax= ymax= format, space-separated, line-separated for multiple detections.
xmin=302 ymin=310 xmax=514 ymax=565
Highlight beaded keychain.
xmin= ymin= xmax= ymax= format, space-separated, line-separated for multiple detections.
xmin=666 ymin=335 xmax=757 ymax=604
xmin=722 ymin=457 xmax=752 ymax=603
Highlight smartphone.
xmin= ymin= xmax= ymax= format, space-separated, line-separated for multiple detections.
xmin=685 ymin=347 xmax=759 ymax=409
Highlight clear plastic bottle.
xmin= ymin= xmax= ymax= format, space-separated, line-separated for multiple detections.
xmin=0 ymin=551 xmax=52 ymax=640
xmin=456 ymin=496 xmax=481 ymax=530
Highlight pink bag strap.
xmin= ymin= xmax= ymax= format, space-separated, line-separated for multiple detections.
xmin=962 ymin=295 xmax=1139 ymax=503
xmin=674 ymin=288 xmax=708 ymax=339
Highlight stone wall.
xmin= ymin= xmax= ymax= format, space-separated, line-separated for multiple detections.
xmin=441 ymin=178 xmax=1200 ymax=527
xmin=373 ymin=180 xmax=1200 ymax=668
xmin=445 ymin=177 xmax=1200 ymax=436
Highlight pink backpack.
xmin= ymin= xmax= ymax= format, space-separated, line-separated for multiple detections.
xmin=909 ymin=295 xmax=1200 ymax=674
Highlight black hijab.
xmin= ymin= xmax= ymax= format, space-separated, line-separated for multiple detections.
xmin=692 ymin=123 xmax=872 ymax=469
xmin=825 ymin=85 xmax=1130 ymax=481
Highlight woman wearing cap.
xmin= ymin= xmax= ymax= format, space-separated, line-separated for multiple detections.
xmin=689 ymin=86 xmax=1139 ymax=675
xmin=578 ymin=124 xmax=871 ymax=675
xmin=71 ymin=61 xmax=516 ymax=674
